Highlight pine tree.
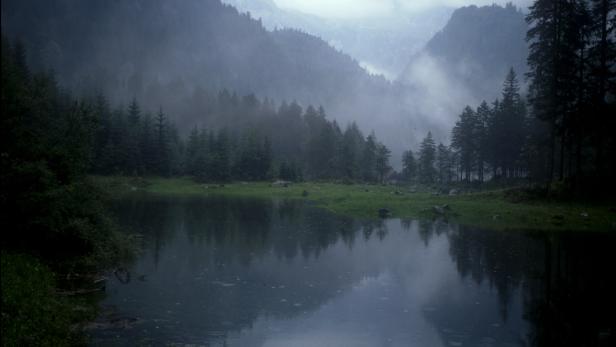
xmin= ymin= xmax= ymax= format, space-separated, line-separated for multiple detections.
xmin=340 ymin=123 xmax=364 ymax=180
xmin=418 ymin=132 xmax=437 ymax=184
xmin=375 ymin=142 xmax=391 ymax=183
xmin=436 ymin=143 xmax=454 ymax=184
xmin=155 ymin=107 xmax=170 ymax=176
xmin=126 ymin=98 xmax=142 ymax=174
xmin=402 ymin=150 xmax=417 ymax=183
xmin=499 ymin=68 xmax=527 ymax=178
xmin=362 ymin=132 xmax=378 ymax=182
xmin=475 ymin=101 xmax=491 ymax=182
xmin=451 ymin=106 xmax=478 ymax=181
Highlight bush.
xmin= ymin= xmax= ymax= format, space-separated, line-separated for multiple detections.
xmin=1 ymin=253 xmax=76 ymax=346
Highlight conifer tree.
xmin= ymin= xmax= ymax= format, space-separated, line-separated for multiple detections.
xmin=418 ymin=132 xmax=437 ymax=184
xmin=402 ymin=150 xmax=417 ymax=183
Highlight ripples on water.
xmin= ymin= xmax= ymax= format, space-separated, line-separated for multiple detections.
xmin=90 ymin=195 xmax=615 ymax=347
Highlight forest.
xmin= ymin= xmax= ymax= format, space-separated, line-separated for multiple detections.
xmin=403 ymin=0 xmax=615 ymax=197
xmin=1 ymin=0 xmax=615 ymax=345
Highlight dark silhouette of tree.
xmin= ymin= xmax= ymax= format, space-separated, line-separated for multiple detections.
xmin=402 ymin=150 xmax=417 ymax=183
xmin=418 ymin=132 xmax=437 ymax=184
xmin=452 ymin=106 xmax=479 ymax=181
xmin=436 ymin=143 xmax=454 ymax=184
xmin=375 ymin=142 xmax=392 ymax=183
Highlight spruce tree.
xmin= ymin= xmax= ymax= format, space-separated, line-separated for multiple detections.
xmin=418 ymin=132 xmax=437 ymax=184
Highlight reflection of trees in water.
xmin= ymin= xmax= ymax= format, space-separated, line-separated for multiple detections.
xmin=445 ymin=226 xmax=616 ymax=346
xmin=111 ymin=195 xmax=389 ymax=342
xmin=116 ymin=196 xmax=388 ymax=264
xmin=448 ymin=225 xmax=537 ymax=322
xmin=522 ymin=233 xmax=616 ymax=347
xmin=113 ymin=197 xmax=615 ymax=346
xmin=401 ymin=218 xmax=450 ymax=246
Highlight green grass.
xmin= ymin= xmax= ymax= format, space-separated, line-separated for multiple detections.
xmin=93 ymin=176 xmax=616 ymax=231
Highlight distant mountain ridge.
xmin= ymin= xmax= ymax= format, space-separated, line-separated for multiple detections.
xmin=1 ymin=0 xmax=530 ymax=166
xmin=224 ymin=0 xmax=453 ymax=79
xmin=0 ymin=0 xmax=390 ymax=129
xmin=401 ymin=3 xmax=528 ymax=102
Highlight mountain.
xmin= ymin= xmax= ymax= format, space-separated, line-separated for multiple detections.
xmin=400 ymin=3 xmax=528 ymax=102
xmin=0 ymin=0 xmax=390 ymax=130
xmin=395 ymin=3 xmax=528 ymax=146
xmin=224 ymin=0 xmax=453 ymax=79
xmin=0 ymin=1 xmax=530 ymax=166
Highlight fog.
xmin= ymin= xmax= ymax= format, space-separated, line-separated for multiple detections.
xmin=2 ymin=0 xmax=528 ymax=168
xmin=224 ymin=0 xmax=529 ymax=164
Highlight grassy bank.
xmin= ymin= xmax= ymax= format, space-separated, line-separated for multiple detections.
xmin=94 ymin=176 xmax=616 ymax=231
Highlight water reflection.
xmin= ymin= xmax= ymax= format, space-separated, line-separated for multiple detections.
xmin=91 ymin=195 xmax=615 ymax=346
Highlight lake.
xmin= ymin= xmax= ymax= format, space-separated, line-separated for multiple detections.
xmin=89 ymin=195 xmax=615 ymax=346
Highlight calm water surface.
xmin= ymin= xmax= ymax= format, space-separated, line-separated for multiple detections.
xmin=90 ymin=195 xmax=616 ymax=346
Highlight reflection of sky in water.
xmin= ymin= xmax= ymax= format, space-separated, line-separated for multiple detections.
xmin=226 ymin=220 xmax=526 ymax=347
xmin=91 ymin=197 xmax=545 ymax=346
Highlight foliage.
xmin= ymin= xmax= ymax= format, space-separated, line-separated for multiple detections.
xmin=89 ymin=92 xmax=392 ymax=183
xmin=418 ymin=132 xmax=437 ymax=184
xmin=1 ymin=254 xmax=78 ymax=346
xmin=526 ymin=0 xmax=616 ymax=194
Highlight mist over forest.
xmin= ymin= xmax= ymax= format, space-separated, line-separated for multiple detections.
xmin=2 ymin=1 xmax=615 ymax=345
xmin=1 ymin=0 xmax=529 ymax=164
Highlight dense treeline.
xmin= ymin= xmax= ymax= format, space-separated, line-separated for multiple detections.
xmin=1 ymin=37 xmax=126 ymax=260
xmin=1 ymin=36 xmax=392 ymax=342
xmin=91 ymin=90 xmax=392 ymax=183
xmin=2 ymin=34 xmax=393 ymax=188
xmin=402 ymin=0 xmax=615 ymax=196
xmin=401 ymin=69 xmax=528 ymax=185
xmin=0 ymin=0 xmax=391 ymax=133
xmin=2 ymin=34 xmax=135 ymax=344
xmin=525 ymin=0 xmax=616 ymax=191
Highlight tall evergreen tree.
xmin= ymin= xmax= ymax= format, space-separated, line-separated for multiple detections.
xmin=436 ymin=143 xmax=454 ymax=184
xmin=375 ymin=142 xmax=391 ymax=183
xmin=362 ymin=132 xmax=378 ymax=182
xmin=155 ymin=107 xmax=170 ymax=176
xmin=475 ymin=100 xmax=491 ymax=182
xmin=452 ymin=106 xmax=479 ymax=181
xmin=418 ymin=132 xmax=437 ymax=184
xmin=402 ymin=150 xmax=417 ymax=183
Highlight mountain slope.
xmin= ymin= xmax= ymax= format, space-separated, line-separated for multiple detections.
xmin=395 ymin=4 xmax=528 ymax=145
xmin=0 ymin=0 xmax=390 ymax=128
xmin=400 ymin=4 xmax=528 ymax=98
xmin=224 ymin=0 xmax=453 ymax=78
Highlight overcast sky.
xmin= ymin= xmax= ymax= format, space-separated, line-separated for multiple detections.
xmin=272 ymin=0 xmax=532 ymax=18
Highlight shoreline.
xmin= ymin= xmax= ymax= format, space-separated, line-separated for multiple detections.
xmin=93 ymin=176 xmax=616 ymax=232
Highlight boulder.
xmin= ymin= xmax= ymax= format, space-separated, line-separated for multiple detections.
xmin=449 ymin=189 xmax=459 ymax=196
